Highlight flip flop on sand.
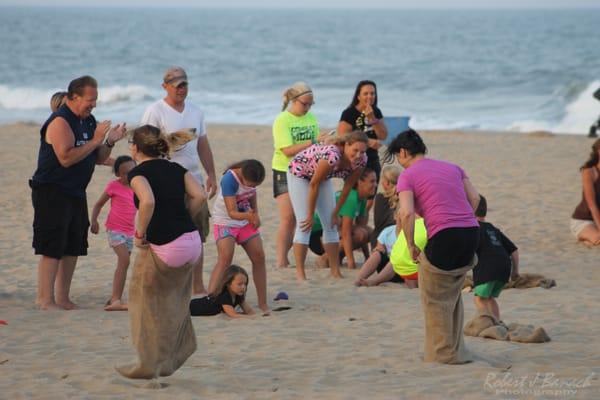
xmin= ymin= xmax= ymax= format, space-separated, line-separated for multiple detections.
xmin=104 ymin=299 xmax=128 ymax=311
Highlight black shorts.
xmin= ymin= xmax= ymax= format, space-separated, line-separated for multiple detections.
xmin=273 ymin=169 xmax=288 ymax=198
xmin=375 ymin=250 xmax=404 ymax=283
xmin=424 ymin=226 xmax=480 ymax=271
xmin=31 ymin=182 xmax=89 ymax=259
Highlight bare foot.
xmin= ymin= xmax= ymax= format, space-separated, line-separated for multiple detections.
xmin=259 ymin=305 xmax=271 ymax=316
xmin=296 ymin=270 xmax=307 ymax=281
xmin=104 ymin=300 xmax=128 ymax=311
xmin=57 ymin=300 xmax=79 ymax=310
xmin=355 ymin=278 xmax=370 ymax=287
xmin=38 ymin=302 xmax=62 ymax=311
xmin=330 ymin=270 xmax=343 ymax=279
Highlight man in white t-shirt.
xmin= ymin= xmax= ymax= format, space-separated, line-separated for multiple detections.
xmin=141 ymin=66 xmax=217 ymax=296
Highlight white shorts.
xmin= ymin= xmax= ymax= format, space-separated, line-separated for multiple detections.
xmin=570 ymin=218 xmax=595 ymax=238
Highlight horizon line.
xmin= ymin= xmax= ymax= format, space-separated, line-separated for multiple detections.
xmin=1 ymin=4 xmax=600 ymax=10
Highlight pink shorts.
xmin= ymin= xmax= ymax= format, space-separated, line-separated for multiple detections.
xmin=213 ymin=224 xmax=259 ymax=245
xmin=150 ymin=231 xmax=202 ymax=268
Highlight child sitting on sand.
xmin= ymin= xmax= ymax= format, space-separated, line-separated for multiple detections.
xmin=472 ymin=195 xmax=520 ymax=320
xmin=354 ymin=224 xmax=403 ymax=286
xmin=90 ymin=155 xmax=137 ymax=311
xmin=389 ymin=217 xmax=427 ymax=289
xmin=371 ymin=165 xmax=400 ymax=248
xmin=190 ymin=265 xmax=256 ymax=318
xmin=206 ymin=159 xmax=269 ymax=313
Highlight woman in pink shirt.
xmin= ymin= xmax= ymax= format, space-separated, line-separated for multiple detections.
xmin=384 ymin=129 xmax=480 ymax=364
xmin=91 ymin=155 xmax=137 ymax=311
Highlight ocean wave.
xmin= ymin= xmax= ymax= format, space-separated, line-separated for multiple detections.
xmin=0 ymin=84 xmax=155 ymax=111
xmin=509 ymin=80 xmax=600 ymax=134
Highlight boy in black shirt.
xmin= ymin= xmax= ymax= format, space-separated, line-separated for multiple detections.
xmin=472 ymin=195 xmax=520 ymax=321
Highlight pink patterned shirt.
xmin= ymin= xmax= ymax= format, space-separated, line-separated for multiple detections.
xmin=289 ymin=144 xmax=367 ymax=180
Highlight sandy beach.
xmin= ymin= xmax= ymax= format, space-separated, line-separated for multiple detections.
xmin=1 ymin=122 xmax=599 ymax=399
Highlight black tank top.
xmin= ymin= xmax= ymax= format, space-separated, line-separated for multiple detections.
xmin=31 ymin=104 xmax=97 ymax=198
xmin=572 ymin=167 xmax=600 ymax=220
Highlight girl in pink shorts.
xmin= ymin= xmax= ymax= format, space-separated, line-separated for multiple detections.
xmin=207 ymin=159 xmax=269 ymax=314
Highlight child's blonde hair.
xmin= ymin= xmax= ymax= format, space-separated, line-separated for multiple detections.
xmin=380 ymin=165 xmax=400 ymax=209
xmin=281 ymin=81 xmax=313 ymax=111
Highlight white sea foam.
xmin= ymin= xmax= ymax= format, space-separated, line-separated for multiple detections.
xmin=0 ymin=84 xmax=155 ymax=111
xmin=509 ymin=81 xmax=600 ymax=135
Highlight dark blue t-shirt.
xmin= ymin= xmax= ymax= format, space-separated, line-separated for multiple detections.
xmin=473 ymin=221 xmax=518 ymax=286
xmin=31 ymin=104 xmax=98 ymax=198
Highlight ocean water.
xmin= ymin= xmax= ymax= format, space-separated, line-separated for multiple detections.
xmin=0 ymin=7 xmax=599 ymax=134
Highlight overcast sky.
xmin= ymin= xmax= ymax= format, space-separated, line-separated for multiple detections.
xmin=1 ymin=0 xmax=599 ymax=8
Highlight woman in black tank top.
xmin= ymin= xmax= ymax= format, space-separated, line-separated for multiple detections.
xmin=571 ymin=138 xmax=600 ymax=246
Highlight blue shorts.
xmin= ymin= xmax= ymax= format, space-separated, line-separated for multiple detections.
xmin=107 ymin=230 xmax=133 ymax=252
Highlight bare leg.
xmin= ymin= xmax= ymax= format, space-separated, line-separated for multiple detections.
xmin=490 ymin=298 xmax=500 ymax=320
xmin=242 ymin=236 xmax=269 ymax=313
xmin=323 ymin=242 xmax=343 ymax=279
xmin=355 ymin=251 xmax=382 ymax=285
xmin=366 ymin=262 xmax=397 ymax=286
xmin=192 ymin=243 xmax=206 ymax=295
xmin=37 ymin=256 xmax=60 ymax=310
xmin=474 ymin=296 xmax=496 ymax=317
xmin=105 ymin=244 xmax=130 ymax=311
xmin=55 ymin=256 xmax=78 ymax=310
xmin=293 ymin=243 xmax=308 ymax=281
xmin=405 ymin=279 xmax=418 ymax=289
xmin=207 ymin=238 xmax=236 ymax=295
xmin=275 ymin=193 xmax=296 ymax=268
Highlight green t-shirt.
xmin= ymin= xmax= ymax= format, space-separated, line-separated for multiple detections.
xmin=312 ymin=189 xmax=367 ymax=232
xmin=390 ymin=218 xmax=428 ymax=277
xmin=271 ymin=111 xmax=319 ymax=171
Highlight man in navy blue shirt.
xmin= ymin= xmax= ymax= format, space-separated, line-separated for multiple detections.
xmin=31 ymin=75 xmax=127 ymax=310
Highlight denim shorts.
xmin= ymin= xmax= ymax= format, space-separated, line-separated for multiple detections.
xmin=107 ymin=230 xmax=134 ymax=252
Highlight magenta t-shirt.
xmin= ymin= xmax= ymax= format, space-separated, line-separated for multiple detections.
xmin=105 ymin=180 xmax=136 ymax=236
xmin=396 ymin=158 xmax=477 ymax=238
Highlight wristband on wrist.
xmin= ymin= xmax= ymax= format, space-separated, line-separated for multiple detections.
xmin=134 ymin=230 xmax=145 ymax=239
xmin=104 ymin=138 xmax=115 ymax=148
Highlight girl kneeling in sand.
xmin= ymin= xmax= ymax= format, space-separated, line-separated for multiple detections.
xmin=571 ymin=138 xmax=600 ymax=246
xmin=190 ymin=265 xmax=255 ymax=317
xmin=287 ymin=131 xmax=368 ymax=280
xmin=206 ymin=159 xmax=269 ymax=314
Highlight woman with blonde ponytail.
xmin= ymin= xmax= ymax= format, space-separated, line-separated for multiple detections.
xmin=271 ymin=82 xmax=320 ymax=269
